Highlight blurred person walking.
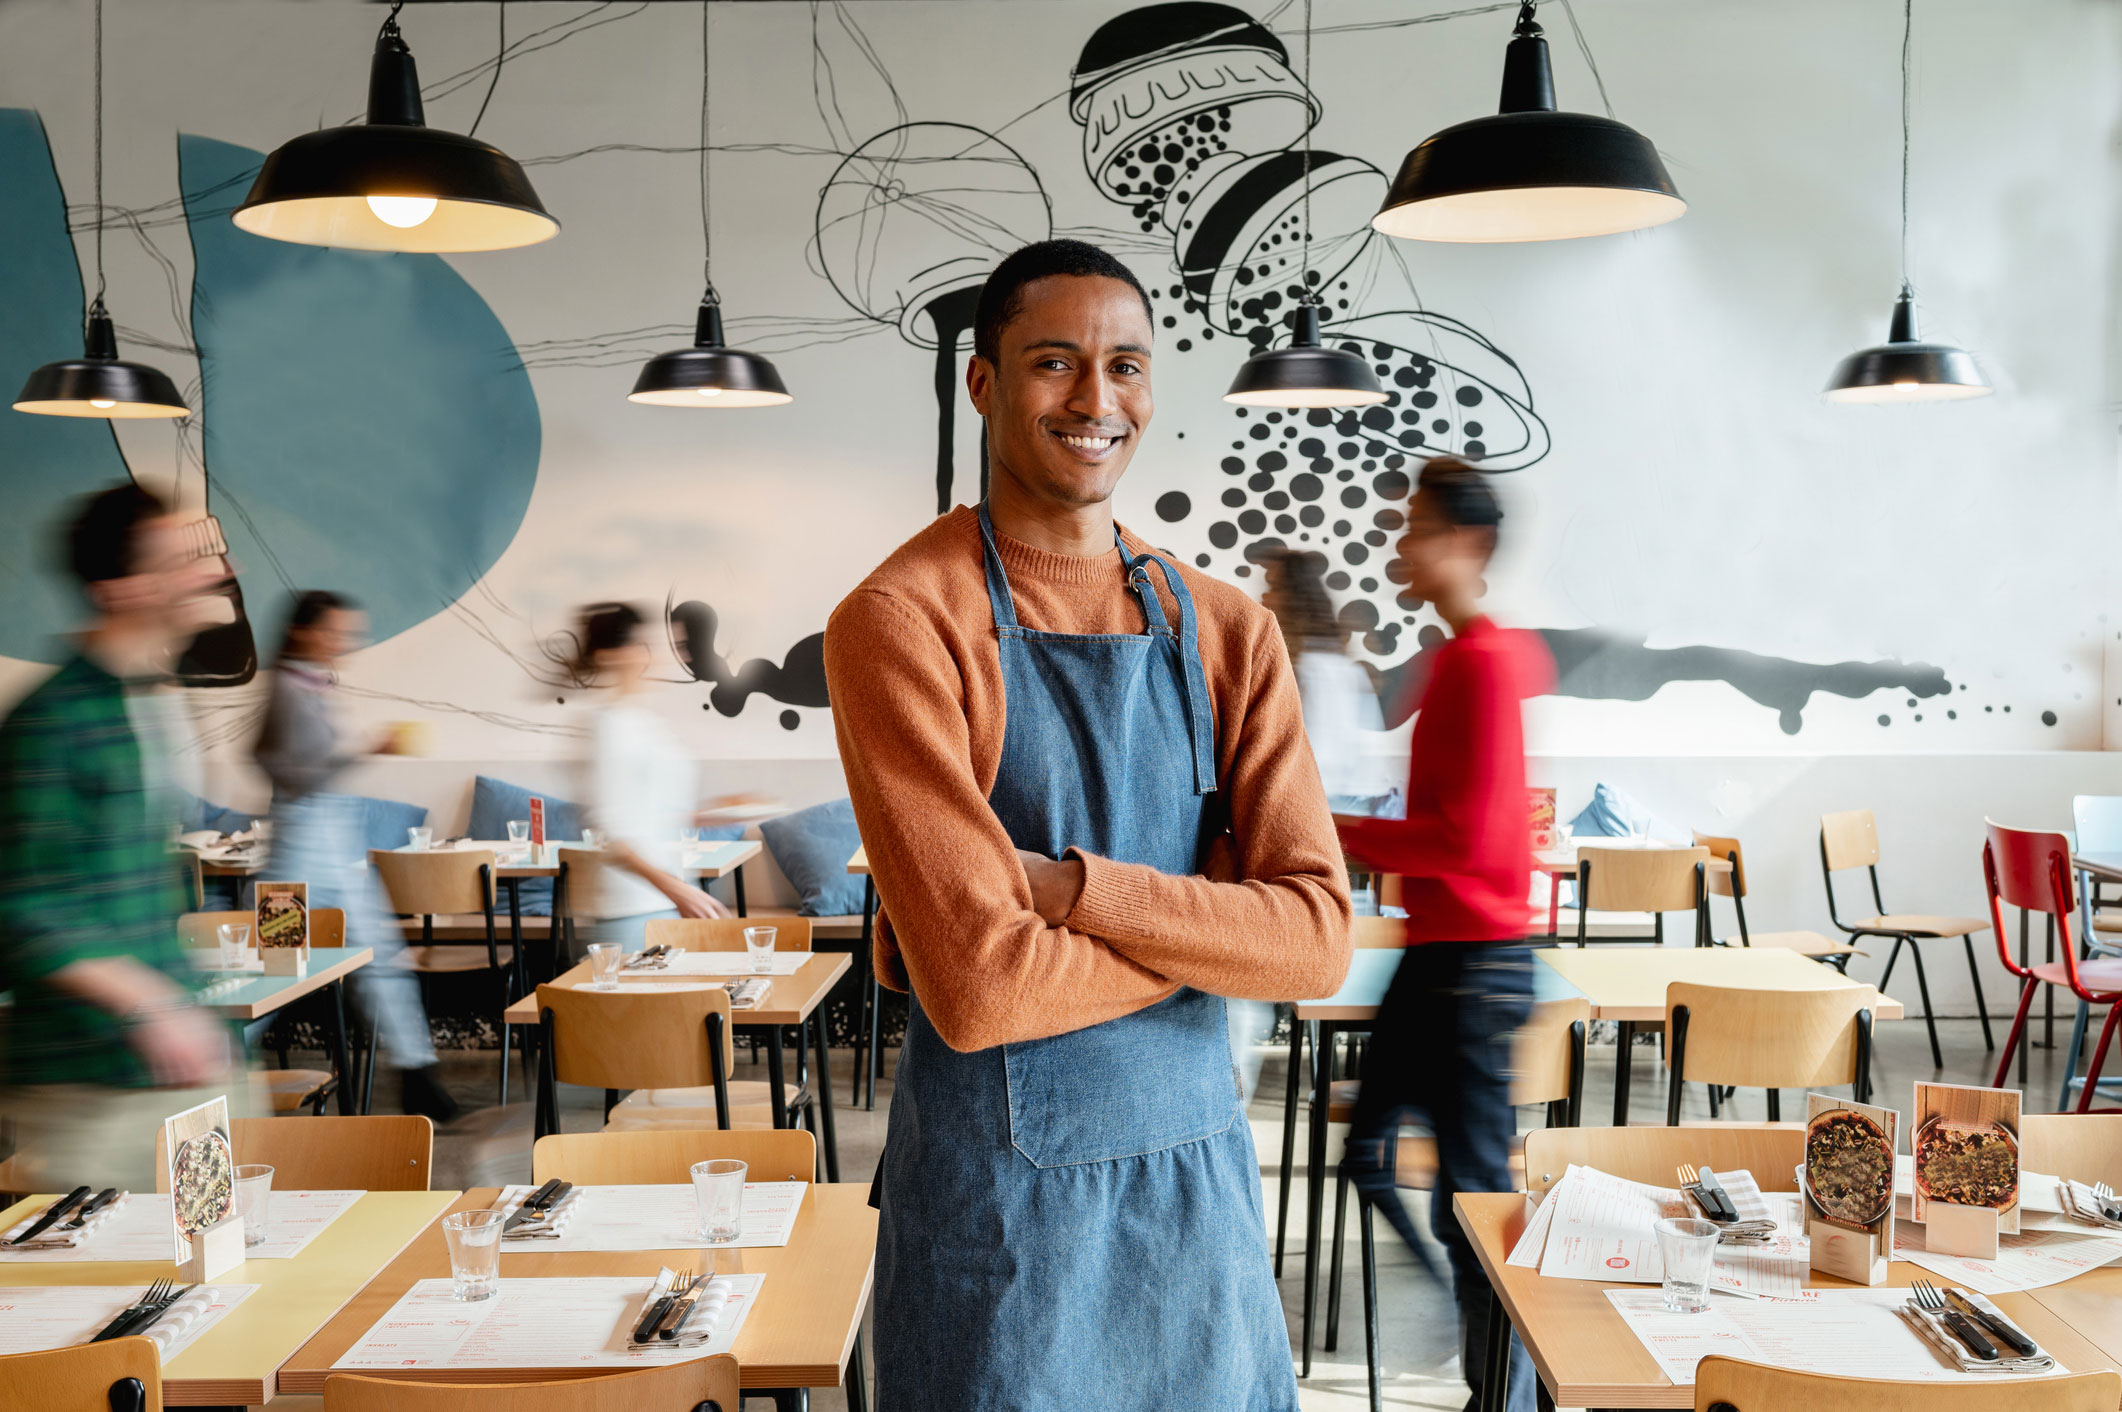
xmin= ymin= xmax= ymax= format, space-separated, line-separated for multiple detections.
xmin=1263 ymin=547 xmax=1396 ymax=816
xmin=574 ymin=603 xmax=727 ymax=949
xmin=0 ymin=485 xmax=242 ymax=1191
xmin=1336 ymin=457 xmax=1554 ymax=1412
xmin=255 ymin=591 xmax=457 ymax=1122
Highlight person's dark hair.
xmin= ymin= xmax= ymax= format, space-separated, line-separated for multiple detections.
xmin=974 ymin=239 xmax=1154 ymax=364
xmin=65 ymin=482 xmax=167 ymax=587
xmin=573 ymin=602 xmax=646 ymax=677
xmin=278 ymin=590 xmax=358 ymax=662
xmin=1417 ymin=455 xmax=1503 ymax=538
xmin=1263 ymin=549 xmax=1345 ymax=654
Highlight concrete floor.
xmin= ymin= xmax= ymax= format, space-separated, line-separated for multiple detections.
xmin=326 ymin=1008 xmax=2069 ymax=1412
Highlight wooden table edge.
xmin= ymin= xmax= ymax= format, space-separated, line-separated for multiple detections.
xmin=502 ymin=951 xmax=851 ymax=1027
xmin=208 ymin=946 xmax=373 ymax=1021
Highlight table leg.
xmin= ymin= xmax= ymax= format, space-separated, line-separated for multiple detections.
xmin=1547 ymin=874 xmax=1561 ymax=937
xmin=1611 ymin=1020 xmax=1636 ymax=1126
xmin=328 ymin=979 xmax=355 ymax=1115
xmin=812 ymin=1009 xmax=841 ymax=1183
xmin=1481 ymin=1282 xmax=1511 ymax=1412
xmin=766 ymin=1025 xmax=790 ymax=1130
xmin=845 ymin=1330 xmax=871 ymax=1412
xmin=734 ymin=865 xmax=748 ymax=918
xmin=1301 ymin=1019 xmax=1334 ymax=1378
xmin=861 ymin=877 xmax=879 ymax=1111
xmin=1274 ymin=1007 xmax=1302 ymax=1278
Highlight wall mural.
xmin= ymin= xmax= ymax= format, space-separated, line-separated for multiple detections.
xmin=0 ymin=0 xmax=2075 ymax=750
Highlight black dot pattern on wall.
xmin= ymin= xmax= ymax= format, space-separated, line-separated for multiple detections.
xmin=1154 ymin=491 xmax=1191 ymax=523
xmin=779 ymin=710 xmax=800 ymax=730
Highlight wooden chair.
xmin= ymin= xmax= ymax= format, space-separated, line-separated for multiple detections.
xmin=533 ymin=984 xmax=811 ymax=1155
xmin=553 ymin=846 xmax=610 ymax=956
xmin=1332 ymin=996 xmax=1590 ymax=1409
xmin=1523 ymin=1122 xmax=1802 ymax=1196
xmin=0 ymin=1338 xmax=159 ymax=1412
xmin=1695 ymin=1354 xmax=2118 ymax=1411
xmin=323 ymin=1359 xmax=739 ymax=1412
xmin=1819 ymin=808 xmax=1992 ymax=1069
xmin=1664 ymin=982 xmax=1875 ymax=1124
xmin=370 ymin=848 xmax=521 ymax=1103
xmin=1691 ymin=833 xmax=1859 ymax=967
xmin=533 ymin=1128 xmax=816 ymax=1185
xmin=1984 ymin=820 xmax=2122 ymax=1110
xmin=179 ymin=908 xmax=349 ymax=1115
xmin=2020 ymin=1112 xmax=2122 ymax=1186
xmin=644 ymin=916 xmax=814 ymax=952
xmin=156 ymin=1115 xmax=432 ymax=1191
xmin=1573 ymin=846 xmax=1710 ymax=947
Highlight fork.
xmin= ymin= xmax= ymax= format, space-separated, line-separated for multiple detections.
xmin=122 ymin=1284 xmax=194 ymax=1340
xmin=1912 ymin=1279 xmax=1999 ymax=1361
xmin=92 ymin=1279 xmax=173 ymax=1342
xmin=1677 ymin=1163 xmax=1699 ymax=1187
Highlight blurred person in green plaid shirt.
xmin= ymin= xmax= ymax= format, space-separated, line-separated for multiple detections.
xmin=0 ymin=483 xmax=244 ymax=1190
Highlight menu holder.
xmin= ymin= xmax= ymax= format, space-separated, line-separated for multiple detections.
xmin=1803 ymin=1092 xmax=1897 ymax=1286
xmin=162 ymin=1097 xmax=244 ymax=1280
xmin=1528 ymin=787 xmax=1557 ymax=849
xmin=1912 ymin=1081 xmax=2020 ymax=1259
xmin=254 ymin=880 xmax=310 ymax=977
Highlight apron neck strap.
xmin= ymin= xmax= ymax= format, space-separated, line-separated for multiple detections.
xmin=1124 ymin=543 xmax=1220 ymax=798
xmin=975 ymin=503 xmax=1021 ymax=631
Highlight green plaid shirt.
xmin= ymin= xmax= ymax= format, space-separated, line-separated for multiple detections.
xmin=0 ymin=654 xmax=191 ymax=1088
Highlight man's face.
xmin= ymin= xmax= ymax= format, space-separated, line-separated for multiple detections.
xmin=968 ymin=274 xmax=1154 ymax=508
xmin=93 ymin=516 xmax=226 ymax=642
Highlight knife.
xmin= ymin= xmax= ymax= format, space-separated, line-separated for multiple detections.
xmin=657 ymin=1281 xmax=707 ymax=1340
xmin=8 ymin=1186 xmax=90 ymax=1245
xmin=1944 ymin=1288 xmax=2038 ymax=1357
xmin=501 ymin=1179 xmax=564 ymax=1235
xmin=1693 ymin=1168 xmax=1740 ymax=1223
xmin=631 ymin=1291 xmax=679 ymax=1344
xmin=61 ymin=1189 xmax=120 ymax=1231
xmin=1938 ymin=1308 xmax=2000 ymax=1361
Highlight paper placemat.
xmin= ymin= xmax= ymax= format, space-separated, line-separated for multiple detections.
xmin=1606 ymin=1287 xmax=2071 ymax=1384
xmin=496 ymin=1183 xmax=804 ymax=1251
xmin=637 ymin=953 xmax=809 ymax=977
xmin=1892 ymin=1220 xmax=2122 ymax=1293
xmin=1520 ymin=1165 xmax=1807 ymax=1298
xmin=331 ymin=1274 xmax=763 ymax=1370
xmin=0 ymin=1284 xmax=256 ymax=1361
xmin=0 ymin=1190 xmax=361 ymax=1263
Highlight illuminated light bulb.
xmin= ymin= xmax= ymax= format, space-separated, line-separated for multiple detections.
xmin=366 ymin=194 xmax=438 ymax=228
xmin=90 ymin=398 xmax=116 ymax=409
xmin=696 ymin=386 xmax=724 ymax=397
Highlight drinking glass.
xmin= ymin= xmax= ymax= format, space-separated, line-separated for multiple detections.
xmin=744 ymin=926 xmax=777 ymax=974
xmin=408 ymin=826 xmax=433 ymax=851
xmin=680 ymin=825 xmax=700 ymax=850
xmin=234 ymin=1164 xmax=273 ymax=1246
xmin=1629 ymin=817 xmax=1652 ymax=844
xmin=216 ymin=921 xmax=251 ymax=968
xmin=507 ymin=820 xmax=529 ymax=847
xmin=692 ymin=1159 xmax=746 ymax=1243
xmin=586 ymin=942 xmax=624 ymax=990
xmin=1656 ymin=1216 xmax=1719 ymax=1312
xmin=442 ymin=1210 xmax=505 ymax=1301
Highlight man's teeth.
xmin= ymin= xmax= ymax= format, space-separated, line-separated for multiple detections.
xmin=1059 ymin=433 xmax=1115 ymax=450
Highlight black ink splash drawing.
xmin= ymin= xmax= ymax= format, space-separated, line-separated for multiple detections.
xmin=668 ymin=596 xmax=829 ymax=725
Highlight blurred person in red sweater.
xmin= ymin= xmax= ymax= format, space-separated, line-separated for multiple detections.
xmin=1337 ymin=456 xmax=1554 ymax=1412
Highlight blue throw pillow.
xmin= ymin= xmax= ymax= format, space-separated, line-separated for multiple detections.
xmin=1566 ymin=782 xmax=1669 ymax=840
xmin=351 ymin=795 xmax=430 ymax=855
xmin=759 ymin=798 xmax=866 ymax=917
xmin=469 ymin=776 xmax=585 ymax=914
xmin=177 ymin=788 xmax=254 ymax=836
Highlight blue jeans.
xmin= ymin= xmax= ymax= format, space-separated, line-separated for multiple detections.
xmin=1344 ymin=942 xmax=1535 ymax=1412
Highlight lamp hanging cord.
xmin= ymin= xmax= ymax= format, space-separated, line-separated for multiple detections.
xmin=91 ymin=0 xmax=104 ymax=306
xmin=1558 ymin=0 xmax=1616 ymax=121
xmin=469 ymin=1 xmax=506 ymax=138
xmin=1898 ymin=0 xmax=1912 ymax=292
xmin=700 ymin=0 xmax=716 ymax=301
xmin=1298 ymin=0 xmax=1315 ymax=306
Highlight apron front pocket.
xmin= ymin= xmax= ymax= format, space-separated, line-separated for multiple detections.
xmin=1003 ymin=988 xmax=1240 ymax=1168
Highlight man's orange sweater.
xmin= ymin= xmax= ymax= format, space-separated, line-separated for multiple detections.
xmin=824 ymin=506 xmax=1353 ymax=1053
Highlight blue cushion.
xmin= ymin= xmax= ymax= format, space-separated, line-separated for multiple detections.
xmin=469 ymin=776 xmax=585 ymax=913
xmin=351 ymin=795 xmax=430 ymax=855
xmin=1566 ymin=782 xmax=1675 ymax=841
xmin=177 ymin=788 xmax=253 ymax=835
xmin=759 ymin=798 xmax=865 ymax=917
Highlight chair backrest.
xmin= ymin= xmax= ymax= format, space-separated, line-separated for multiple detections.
xmin=1508 ymin=996 xmax=1590 ymax=1108
xmin=1819 ymin=809 xmax=1879 ymax=872
xmin=2020 ymin=1113 xmax=2122 ymax=1187
xmin=324 ymin=1358 xmax=740 ymax=1412
xmin=369 ymin=849 xmax=495 ymax=916
xmin=1695 ymin=1355 xmax=2119 ymax=1412
xmin=555 ymin=846 xmax=610 ymax=920
xmin=0 ymin=1338 xmax=160 ymax=1412
xmin=538 ymin=982 xmax=735 ymax=1090
xmin=645 ymin=916 xmax=815 ymax=953
xmin=1665 ymin=982 xmax=1870 ymax=1089
xmin=156 ymin=1116 xmax=433 ymax=1192
xmin=533 ymin=1129 xmax=817 ymax=1184
xmin=1690 ymin=832 xmax=1745 ymax=899
xmin=179 ymin=908 xmax=347 ymax=948
xmin=2073 ymin=795 xmax=2122 ymax=854
xmin=1577 ymin=846 xmax=1707 ymax=913
xmin=1983 ymin=820 xmax=2080 ymax=989
xmin=1349 ymin=916 xmax=1406 ymax=948
xmin=1522 ymin=1123 xmax=1801 ymax=1194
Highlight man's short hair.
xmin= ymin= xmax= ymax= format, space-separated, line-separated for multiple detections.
xmin=65 ymin=482 xmax=167 ymax=586
xmin=974 ymin=239 xmax=1154 ymax=364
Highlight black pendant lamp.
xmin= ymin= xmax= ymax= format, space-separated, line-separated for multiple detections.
xmin=1826 ymin=0 xmax=1988 ymax=403
xmin=1372 ymin=2 xmax=1683 ymax=243
xmin=630 ymin=1 xmax=791 ymax=408
xmin=15 ymin=0 xmax=187 ymax=420
xmin=1224 ymin=0 xmax=1384 ymax=410
xmin=232 ymin=3 xmax=556 ymax=253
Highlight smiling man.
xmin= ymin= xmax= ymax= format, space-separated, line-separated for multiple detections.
xmin=825 ymin=239 xmax=1352 ymax=1409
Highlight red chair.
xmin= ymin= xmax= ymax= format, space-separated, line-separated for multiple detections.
xmin=1986 ymin=820 xmax=2122 ymax=1109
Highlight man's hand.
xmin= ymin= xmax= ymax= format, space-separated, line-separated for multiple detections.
xmin=1015 ymin=849 xmax=1086 ymax=927
xmin=128 ymin=1006 xmax=228 ymax=1088
xmin=669 ymin=881 xmax=731 ymax=920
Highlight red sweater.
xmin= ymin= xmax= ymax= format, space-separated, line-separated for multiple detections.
xmin=1340 ymin=617 xmax=1555 ymax=943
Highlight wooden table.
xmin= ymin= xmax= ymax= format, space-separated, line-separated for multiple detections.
xmin=278 ymin=1186 xmax=877 ymax=1403
xmin=502 ymin=953 xmax=853 ymax=1182
xmin=193 ymin=946 xmax=372 ymax=1116
xmin=1454 ymin=1190 xmax=2118 ymax=1411
xmin=0 ymin=1188 xmax=455 ymax=1406
xmin=1536 ymin=946 xmax=1903 ymax=1125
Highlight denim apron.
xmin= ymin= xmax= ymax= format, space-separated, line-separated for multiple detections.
xmin=871 ymin=505 xmax=1298 ymax=1411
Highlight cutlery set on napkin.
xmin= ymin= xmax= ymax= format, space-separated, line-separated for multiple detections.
xmin=1895 ymin=1278 xmax=2053 ymax=1372
xmin=627 ymin=1266 xmax=732 ymax=1349
xmin=501 ymin=1180 xmax=580 ymax=1239
xmin=89 ymin=1279 xmax=201 ymax=1344
xmin=1675 ymin=1165 xmax=1779 ymax=1245
xmin=624 ymin=946 xmax=674 ymax=972
xmin=2056 ymin=1179 xmax=2122 ymax=1231
xmin=4 ymin=1187 xmax=126 ymax=1249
